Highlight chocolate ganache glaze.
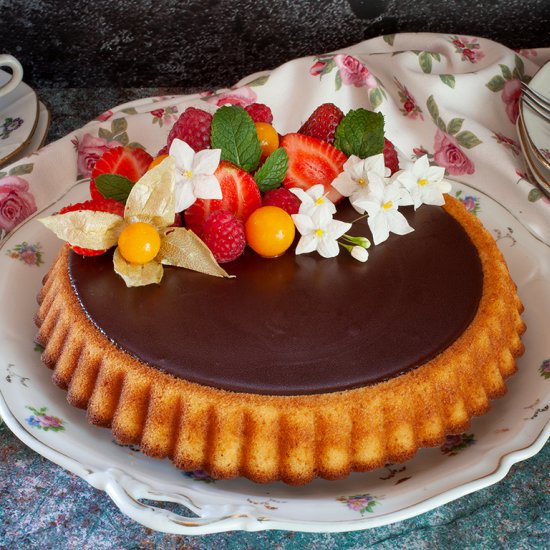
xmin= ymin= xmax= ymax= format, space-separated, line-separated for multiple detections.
xmin=68 ymin=201 xmax=483 ymax=396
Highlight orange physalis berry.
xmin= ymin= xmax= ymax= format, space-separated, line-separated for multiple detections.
xmin=255 ymin=122 xmax=279 ymax=158
xmin=245 ymin=206 xmax=295 ymax=258
xmin=147 ymin=154 xmax=169 ymax=171
xmin=118 ymin=222 xmax=161 ymax=264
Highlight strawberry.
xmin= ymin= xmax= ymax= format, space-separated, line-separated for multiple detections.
xmin=201 ymin=211 xmax=246 ymax=263
xmin=184 ymin=161 xmax=262 ymax=235
xmin=383 ymin=138 xmax=400 ymax=175
xmin=262 ymin=188 xmax=301 ymax=215
xmin=298 ymin=103 xmax=344 ymax=144
xmin=165 ymin=107 xmax=212 ymax=153
xmin=59 ymin=198 xmax=125 ymax=256
xmin=280 ymin=133 xmax=347 ymax=203
xmin=245 ymin=103 xmax=273 ymax=124
xmin=90 ymin=146 xmax=153 ymax=201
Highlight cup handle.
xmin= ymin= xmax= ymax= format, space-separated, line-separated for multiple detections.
xmin=0 ymin=54 xmax=24 ymax=97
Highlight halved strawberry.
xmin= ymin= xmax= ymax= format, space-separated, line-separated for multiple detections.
xmin=90 ymin=146 xmax=153 ymax=201
xmin=59 ymin=198 xmax=125 ymax=256
xmin=280 ymin=133 xmax=347 ymax=203
xmin=184 ymin=161 xmax=262 ymax=236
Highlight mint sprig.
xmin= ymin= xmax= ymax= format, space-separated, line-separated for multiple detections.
xmin=334 ymin=109 xmax=385 ymax=159
xmin=94 ymin=174 xmax=133 ymax=203
xmin=253 ymin=148 xmax=288 ymax=192
xmin=210 ymin=106 xmax=262 ymax=172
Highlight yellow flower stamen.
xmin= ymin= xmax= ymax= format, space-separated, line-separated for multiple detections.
xmin=382 ymin=200 xmax=393 ymax=210
xmin=315 ymin=196 xmax=325 ymax=205
xmin=184 ymin=170 xmax=193 ymax=179
xmin=357 ymin=177 xmax=367 ymax=186
xmin=315 ymin=228 xmax=324 ymax=237
xmin=418 ymin=178 xmax=428 ymax=186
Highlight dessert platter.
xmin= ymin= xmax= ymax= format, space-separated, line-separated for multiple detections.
xmin=0 ymin=88 xmax=549 ymax=533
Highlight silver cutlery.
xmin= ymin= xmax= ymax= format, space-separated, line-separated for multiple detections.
xmin=520 ymin=81 xmax=550 ymax=122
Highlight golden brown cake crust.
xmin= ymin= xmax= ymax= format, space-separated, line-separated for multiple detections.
xmin=35 ymin=196 xmax=525 ymax=485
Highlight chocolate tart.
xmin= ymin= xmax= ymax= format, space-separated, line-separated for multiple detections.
xmin=35 ymin=196 xmax=525 ymax=485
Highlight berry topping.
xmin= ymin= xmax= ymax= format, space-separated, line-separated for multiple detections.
xmin=90 ymin=146 xmax=153 ymax=201
xmin=262 ymin=187 xmax=301 ymax=215
xmin=59 ymin=198 xmax=125 ymax=256
xmin=117 ymin=222 xmax=161 ymax=264
xmin=255 ymin=122 xmax=279 ymax=159
xmin=165 ymin=107 xmax=213 ymax=153
xmin=201 ymin=211 xmax=246 ymax=264
xmin=245 ymin=206 xmax=295 ymax=258
xmin=298 ymin=103 xmax=344 ymax=144
xmin=244 ymin=103 xmax=273 ymax=124
xmin=280 ymin=133 xmax=347 ymax=203
xmin=383 ymin=138 xmax=400 ymax=175
xmin=184 ymin=161 xmax=262 ymax=235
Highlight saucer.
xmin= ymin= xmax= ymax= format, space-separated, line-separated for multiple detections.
xmin=521 ymin=60 xmax=550 ymax=172
xmin=517 ymin=110 xmax=550 ymax=198
xmin=0 ymin=69 xmax=39 ymax=166
xmin=7 ymin=100 xmax=51 ymax=165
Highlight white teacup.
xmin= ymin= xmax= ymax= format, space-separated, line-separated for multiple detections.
xmin=0 ymin=54 xmax=24 ymax=98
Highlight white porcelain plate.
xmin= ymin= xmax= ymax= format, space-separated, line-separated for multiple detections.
xmin=521 ymin=60 xmax=550 ymax=172
xmin=0 ymin=178 xmax=548 ymax=534
xmin=0 ymin=70 xmax=39 ymax=166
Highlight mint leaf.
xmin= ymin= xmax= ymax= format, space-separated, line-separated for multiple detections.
xmin=211 ymin=106 xmax=261 ymax=172
xmin=94 ymin=174 xmax=134 ymax=202
xmin=334 ymin=108 xmax=384 ymax=158
xmin=254 ymin=148 xmax=288 ymax=192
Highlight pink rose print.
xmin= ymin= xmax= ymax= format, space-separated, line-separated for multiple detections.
xmin=309 ymin=60 xmax=326 ymax=76
xmin=36 ymin=415 xmax=63 ymax=429
xmin=96 ymin=110 xmax=114 ymax=122
xmin=433 ymin=130 xmax=475 ymax=176
xmin=151 ymin=108 xmax=165 ymax=118
xmin=449 ymin=36 xmax=484 ymax=64
xmin=501 ymin=79 xmax=521 ymax=123
xmin=74 ymin=133 xmax=121 ymax=177
xmin=334 ymin=54 xmax=376 ymax=88
xmin=0 ymin=176 xmax=37 ymax=232
xmin=203 ymin=86 xmax=257 ymax=107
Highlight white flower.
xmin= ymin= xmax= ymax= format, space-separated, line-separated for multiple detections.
xmin=331 ymin=153 xmax=390 ymax=210
xmin=292 ymin=207 xmax=351 ymax=258
xmin=350 ymin=245 xmax=369 ymax=262
xmin=352 ymin=173 xmax=414 ymax=245
xmin=289 ymin=184 xmax=336 ymax=217
xmin=169 ymin=138 xmax=222 ymax=212
xmin=394 ymin=155 xmax=451 ymax=209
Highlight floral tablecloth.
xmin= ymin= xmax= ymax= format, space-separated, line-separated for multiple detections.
xmin=1 ymin=33 xmax=549 ymax=546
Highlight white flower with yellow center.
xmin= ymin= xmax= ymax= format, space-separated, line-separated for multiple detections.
xmin=292 ymin=207 xmax=351 ymax=258
xmin=394 ymin=154 xmax=451 ymax=209
xmin=352 ymin=172 xmax=414 ymax=245
xmin=290 ymin=184 xmax=336 ymax=217
xmin=169 ymin=138 xmax=222 ymax=212
xmin=331 ymin=153 xmax=390 ymax=210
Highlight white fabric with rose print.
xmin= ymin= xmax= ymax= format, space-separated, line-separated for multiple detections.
xmin=0 ymin=33 xmax=549 ymax=246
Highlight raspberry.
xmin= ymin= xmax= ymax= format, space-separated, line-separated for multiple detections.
xmin=166 ymin=107 xmax=212 ymax=152
xmin=201 ymin=211 xmax=246 ymax=264
xmin=59 ymin=198 xmax=125 ymax=256
xmin=298 ymin=103 xmax=344 ymax=144
xmin=262 ymin=188 xmax=301 ymax=215
xmin=383 ymin=138 xmax=400 ymax=175
xmin=245 ymin=103 xmax=273 ymax=124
